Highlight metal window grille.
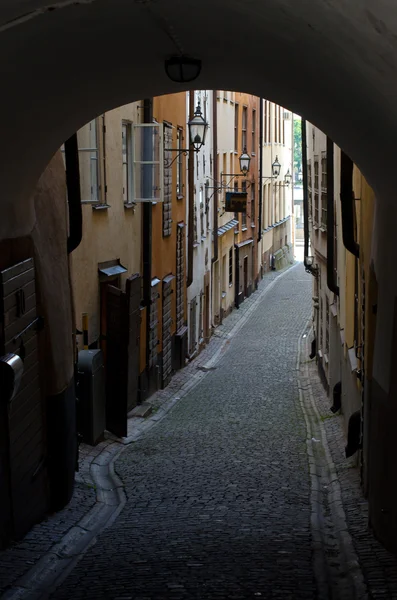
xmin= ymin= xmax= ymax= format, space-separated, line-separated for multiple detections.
xmin=176 ymin=226 xmax=184 ymax=331
xmin=234 ymin=104 xmax=239 ymax=152
xmin=205 ymin=181 xmax=210 ymax=231
xmin=176 ymin=128 xmax=183 ymax=196
xmin=251 ymin=182 xmax=255 ymax=226
xmin=252 ymin=109 xmax=256 ymax=153
xmin=149 ymin=283 xmax=159 ymax=369
xmin=163 ymin=124 xmax=173 ymax=236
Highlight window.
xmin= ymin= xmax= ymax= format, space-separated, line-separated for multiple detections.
xmin=242 ymin=181 xmax=247 ymax=228
xmin=252 ymin=109 xmax=256 ymax=154
xmin=242 ymin=106 xmax=248 ymax=150
xmin=176 ymin=128 xmax=183 ymax=197
xmin=314 ymin=192 xmax=319 ymax=225
xmin=205 ymin=181 xmax=210 ymax=231
xmin=132 ymin=123 xmax=162 ymax=202
xmin=314 ymin=159 xmax=319 ymax=190
xmin=308 ymin=162 xmax=312 ymax=190
xmin=76 ymin=119 xmax=100 ymax=202
xmin=251 ymin=182 xmax=256 ymax=226
xmin=163 ymin=123 xmax=173 ymax=236
xmin=321 ymin=152 xmax=327 ymax=191
xmin=282 ymin=109 xmax=285 ymax=145
xmin=321 ymin=193 xmax=327 ymax=229
xmin=264 ymin=101 xmax=269 ymax=144
xmin=122 ymin=122 xmax=133 ymax=204
xmin=200 ymin=187 xmax=204 ymax=237
xmin=274 ymin=105 xmax=278 ymax=143
xmin=229 ymin=247 xmax=233 ymax=285
xmin=234 ymin=104 xmax=239 ymax=152
xmin=278 ymin=106 xmax=282 ymax=144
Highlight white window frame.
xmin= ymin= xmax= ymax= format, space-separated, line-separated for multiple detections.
xmin=122 ymin=121 xmax=133 ymax=205
xmin=132 ymin=123 xmax=164 ymax=203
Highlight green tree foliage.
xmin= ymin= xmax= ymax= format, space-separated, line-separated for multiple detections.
xmin=294 ymin=117 xmax=302 ymax=177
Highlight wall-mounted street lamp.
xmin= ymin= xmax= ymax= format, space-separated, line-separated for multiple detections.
xmin=282 ymin=169 xmax=293 ymax=187
xmin=164 ymin=102 xmax=209 ymax=168
xmin=220 ymin=147 xmax=252 ymax=189
xmin=262 ymin=156 xmax=282 ymax=182
xmin=164 ymin=56 xmax=202 ymax=83
xmin=239 ymin=147 xmax=251 ymax=175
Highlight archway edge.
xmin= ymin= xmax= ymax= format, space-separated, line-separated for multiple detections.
xmin=0 ymin=0 xmax=396 ymax=239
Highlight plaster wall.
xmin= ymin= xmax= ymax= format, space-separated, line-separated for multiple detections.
xmin=70 ymin=103 xmax=142 ymax=346
xmin=187 ymin=90 xmax=213 ymax=352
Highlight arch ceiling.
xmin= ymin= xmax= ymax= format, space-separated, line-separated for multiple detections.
xmin=0 ymin=0 xmax=396 ymax=238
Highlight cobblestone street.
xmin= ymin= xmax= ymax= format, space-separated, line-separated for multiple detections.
xmin=50 ymin=265 xmax=318 ymax=599
xmin=5 ymin=264 xmax=397 ymax=599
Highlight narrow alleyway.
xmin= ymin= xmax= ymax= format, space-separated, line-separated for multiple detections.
xmin=50 ymin=265 xmax=317 ymax=599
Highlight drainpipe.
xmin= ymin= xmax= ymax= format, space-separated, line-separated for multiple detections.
xmin=258 ymin=97 xmax=263 ymax=243
xmin=212 ymin=90 xmax=219 ymax=264
xmin=340 ymin=151 xmax=359 ymax=258
xmin=65 ymin=133 xmax=82 ymax=254
xmin=302 ymin=119 xmax=316 ymax=276
xmin=187 ymin=91 xmax=195 ymax=287
xmin=143 ymin=98 xmax=153 ymax=370
xmin=326 ymin=137 xmax=339 ymax=295
xmin=102 ymin=114 xmax=108 ymax=203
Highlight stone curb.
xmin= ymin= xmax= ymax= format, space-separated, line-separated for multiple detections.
xmin=297 ymin=324 xmax=368 ymax=600
xmin=1 ymin=445 xmax=126 ymax=600
xmin=1 ymin=263 xmax=296 ymax=600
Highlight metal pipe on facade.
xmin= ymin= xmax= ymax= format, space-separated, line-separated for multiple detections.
xmin=65 ymin=133 xmax=82 ymax=254
xmin=301 ymin=119 xmax=312 ymax=272
xmin=326 ymin=137 xmax=339 ymax=296
xmin=258 ymin=97 xmax=263 ymax=243
xmin=142 ymin=98 xmax=153 ymax=368
xmin=340 ymin=150 xmax=359 ymax=258
xmin=187 ymin=90 xmax=195 ymax=287
xmin=212 ymin=90 xmax=219 ymax=264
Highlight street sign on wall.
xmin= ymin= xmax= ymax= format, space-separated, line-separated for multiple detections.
xmin=225 ymin=192 xmax=247 ymax=213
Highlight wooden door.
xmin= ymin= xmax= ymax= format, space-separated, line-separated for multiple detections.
xmin=244 ymin=257 xmax=248 ymax=297
xmin=105 ymin=285 xmax=128 ymax=438
xmin=162 ymin=278 xmax=173 ymax=388
xmin=0 ymin=258 xmax=48 ymax=543
xmin=125 ymin=274 xmax=141 ymax=412
xmin=204 ymin=284 xmax=210 ymax=342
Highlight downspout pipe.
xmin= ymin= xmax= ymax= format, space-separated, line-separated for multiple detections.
xmin=340 ymin=150 xmax=359 ymax=258
xmin=258 ymin=97 xmax=263 ymax=243
xmin=65 ymin=133 xmax=82 ymax=254
xmin=302 ymin=119 xmax=315 ymax=275
xmin=212 ymin=90 xmax=219 ymax=264
xmin=143 ymin=98 xmax=153 ymax=369
xmin=326 ymin=137 xmax=339 ymax=296
xmin=187 ymin=91 xmax=195 ymax=287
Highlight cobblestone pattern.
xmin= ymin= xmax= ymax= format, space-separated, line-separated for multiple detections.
xmin=308 ymin=350 xmax=397 ymax=599
xmin=51 ymin=265 xmax=316 ymax=599
xmin=0 ymin=266 xmax=289 ymax=597
xmin=0 ymin=482 xmax=96 ymax=596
